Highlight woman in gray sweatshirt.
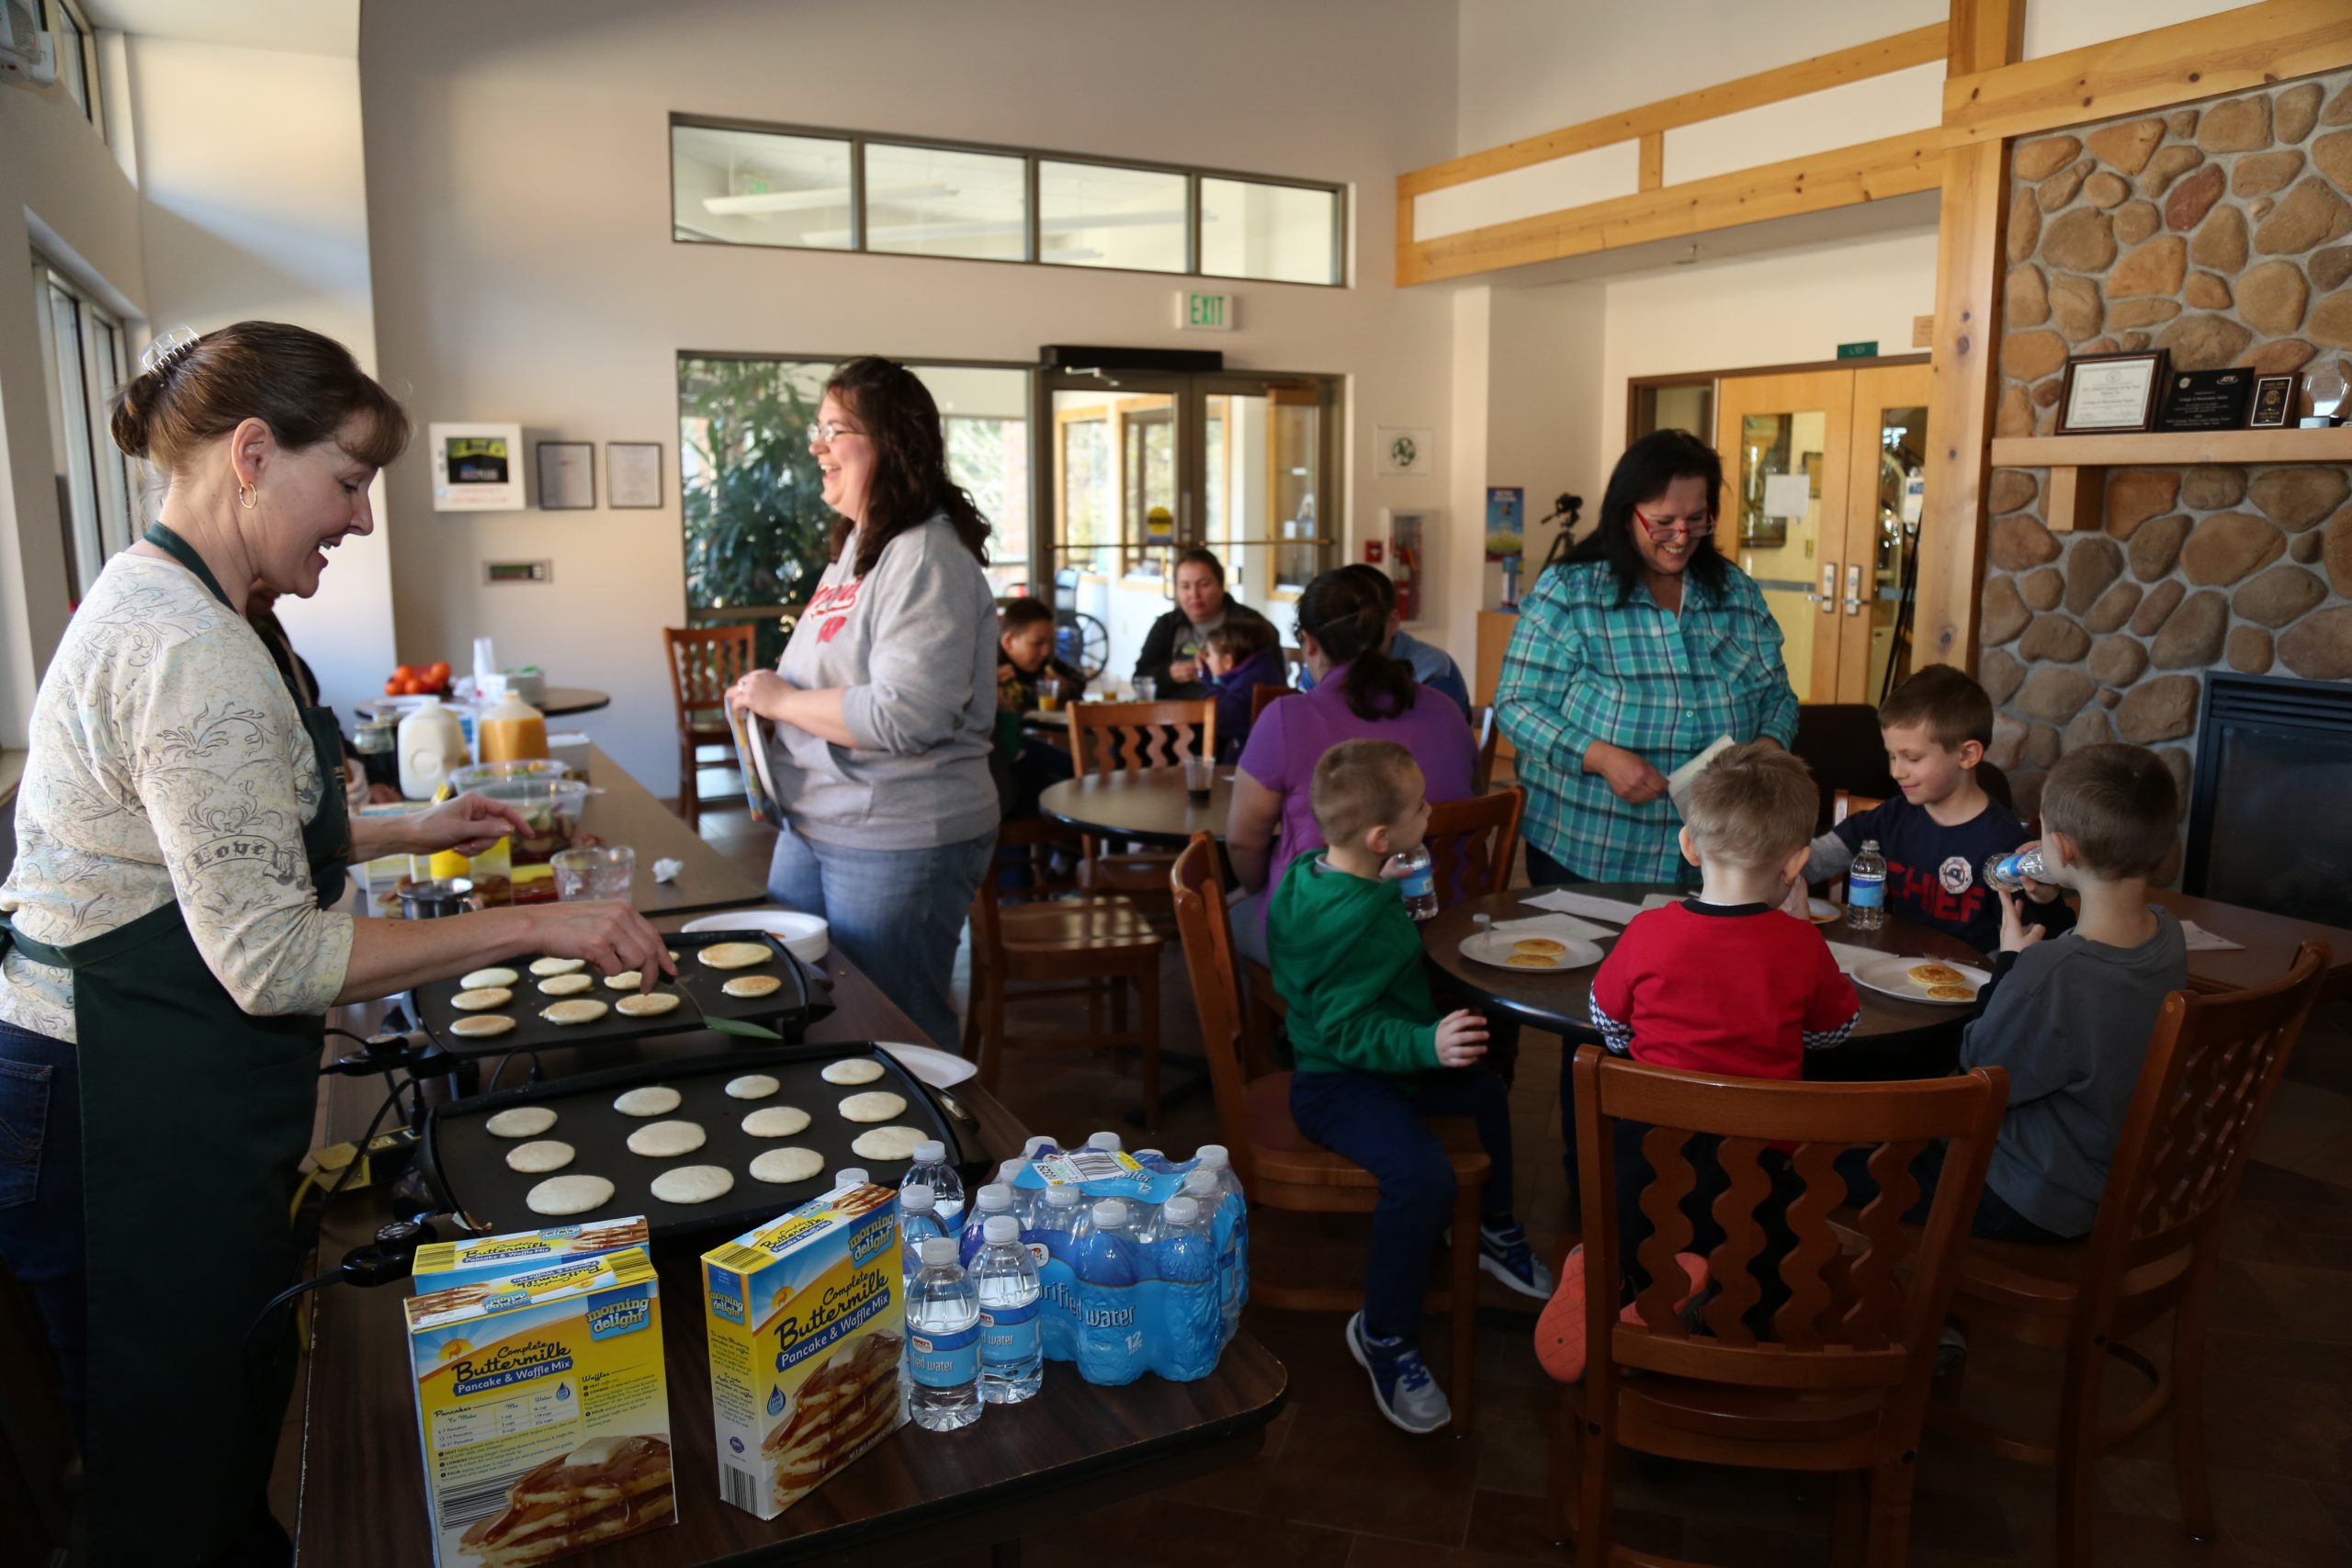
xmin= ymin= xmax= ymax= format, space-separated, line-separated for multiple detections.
xmin=729 ymin=357 xmax=999 ymax=1050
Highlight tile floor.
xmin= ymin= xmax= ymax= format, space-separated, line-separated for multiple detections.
xmin=689 ymin=795 xmax=2352 ymax=1568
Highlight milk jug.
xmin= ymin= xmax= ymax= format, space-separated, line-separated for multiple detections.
xmin=398 ymin=697 xmax=468 ymax=798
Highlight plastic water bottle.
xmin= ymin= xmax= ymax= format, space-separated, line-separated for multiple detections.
xmin=1072 ymin=1200 xmax=1148 ymax=1386
xmin=1383 ymin=843 xmax=1439 ymax=920
xmin=1132 ymin=1148 xmax=1173 ymax=1173
xmin=1847 ymin=838 xmax=1887 ymax=931
xmin=973 ymin=1215 xmax=1045 ymax=1404
xmin=994 ymin=1160 xmax=1037 ymax=1230
xmin=899 ymin=1184 xmax=948 ymax=1292
xmin=906 ymin=1237 xmax=982 ymax=1431
xmin=1152 ymin=1196 xmax=1222 ymax=1382
xmin=1984 ymin=844 xmax=2050 ymax=894
xmin=832 ymin=1167 xmax=869 ymax=1190
xmin=1025 ymin=1183 xmax=1085 ymax=1362
xmin=1022 ymin=1134 xmax=1059 ymax=1159
xmin=1193 ymin=1145 xmax=1250 ymax=1344
xmin=905 ymin=1140 xmax=965 ymax=1225
xmin=959 ymin=1183 xmax=1014 ymax=1267
xmin=1086 ymin=1131 xmax=1123 ymax=1155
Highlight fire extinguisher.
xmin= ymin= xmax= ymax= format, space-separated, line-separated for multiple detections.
xmin=1392 ymin=542 xmax=1421 ymax=623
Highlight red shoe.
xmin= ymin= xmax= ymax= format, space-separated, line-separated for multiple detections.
xmin=1534 ymin=1246 xmax=1709 ymax=1383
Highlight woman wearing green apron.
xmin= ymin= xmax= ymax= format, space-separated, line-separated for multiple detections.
xmin=0 ymin=322 xmax=672 ymax=1566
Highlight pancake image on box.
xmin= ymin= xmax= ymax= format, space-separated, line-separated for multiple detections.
xmin=405 ymin=1247 xmax=673 ymax=1567
xmin=701 ymin=1182 xmax=905 ymax=1517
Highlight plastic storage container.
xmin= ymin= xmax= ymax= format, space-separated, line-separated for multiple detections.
xmin=398 ymin=697 xmax=468 ymax=799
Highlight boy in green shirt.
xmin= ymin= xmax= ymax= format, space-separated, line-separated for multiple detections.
xmin=1272 ymin=739 xmax=1551 ymax=1435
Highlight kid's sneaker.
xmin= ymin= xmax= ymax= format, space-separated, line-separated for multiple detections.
xmin=1534 ymin=1245 xmax=1709 ymax=1383
xmin=1477 ymin=1221 xmax=1555 ymax=1300
xmin=1344 ymin=1312 xmax=1452 ymax=1435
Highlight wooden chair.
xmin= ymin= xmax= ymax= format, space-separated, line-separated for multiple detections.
xmin=1170 ymin=833 xmax=1493 ymax=1430
xmin=1248 ymin=682 xmax=1292 ymax=724
xmin=993 ymin=814 xmax=1083 ymax=897
xmin=962 ymin=845 xmax=1165 ymax=1127
xmin=1067 ymin=698 xmax=1216 ymax=903
xmin=1425 ymin=785 xmax=1523 ymax=908
xmin=1470 ymin=704 xmax=1502 ymax=795
xmin=1555 ymin=1047 xmax=2007 ymax=1565
xmin=662 ymin=625 xmax=758 ymax=831
xmin=1930 ymin=941 xmax=2330 ymax=1568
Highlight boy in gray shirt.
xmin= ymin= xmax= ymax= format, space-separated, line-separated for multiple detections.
xmin=1844 ymin=743 xmax=2187 ymax=1240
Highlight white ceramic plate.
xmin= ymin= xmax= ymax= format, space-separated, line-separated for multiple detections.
xmin=1459 ymin=931 xmax=1605 ymax=972
xmin=680 ymin=908 xmax=829 ymax=963
xmin=1807 ymin=898 xmax=1840 ymax=924
xmin=877 ymin=1041 xmax=979 ymax=1089
xmin=1850 ymin=956 xmax=1991 ymax=1007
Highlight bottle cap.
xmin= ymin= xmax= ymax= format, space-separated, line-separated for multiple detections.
xmin=833 ymin=1168 xmax=868 ymax=1189
xmin=1091 ymin=1199 xmax=1129 ymax=1228
xmin=1134 ymin=1148 xmax=1165 ymax=1163
xmin=1163 ymin=1196 xmax=1199 ymax=1225
xmin=913 ymin=1139 xmax=946 ymax=1164
xmin=1195 ymin=1144 xmax=1229 ymax=1169
xmin=902 ymin=1183 xmax=935 ymax=1212
xmin=1044 ymin=1183 xmax=1080 ymax=1207
xmin=1183 ymin=1169 xmax=1218 ymax=1197
xmin=920 ymin=1236 xmax=956 ymax=1266
xmin=1086 ymin=1131 xmax=1123 ymax=1152
xmin=1861 ymin=839 xmax=1880 ymax=851
xmin=1022 ymin=1135 xmax=1056 ymax=1156
xmin=983 ymin=1215 xmax=1019 ymax=1243
xmin=998 ymin=1158 xmax=1028 ymax=1183
xmin=976 ymin=1183 xmax=1012 ymax=1212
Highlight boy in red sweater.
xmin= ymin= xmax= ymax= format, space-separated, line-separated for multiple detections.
xmin=1537 ymin=741 xmax=1859 ymax=1380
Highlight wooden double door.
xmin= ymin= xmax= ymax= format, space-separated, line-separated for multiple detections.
xmin=1713 ymin=363 xmax=1930 ymax=704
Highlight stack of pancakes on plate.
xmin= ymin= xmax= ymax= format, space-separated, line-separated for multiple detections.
xmin=456 ymin=1434 xmax=674 ymax=1566
xmin=761 ymin=1331 xmax=904 ymax=1510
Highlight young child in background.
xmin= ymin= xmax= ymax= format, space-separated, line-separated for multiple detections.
xmin=1272 ymin=739 xmax=1551 ymax=1434
xmin=1197 ymin=615 xmax=1286 ymax=761
xmin=992 ymin=597 xmax=1086 ymax=819
xmin=1842 ymin=744 xmax=2188 ymax=1243
xmin=1795 ymin=665 xmax=2070 ymax=955
xmin=1537 ymin=741 xmax=1858 ymax=1381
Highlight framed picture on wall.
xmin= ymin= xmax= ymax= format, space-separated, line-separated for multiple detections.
xmin=427 ymin=421 xmax=526 ymax=511
xmin=2056 ymin=350 xmax=2166 ymax=434
xmin=608 ymin=443 xmax=663 ymax=508
xmin=535 ymin=442 xmax=595 ymax=510
xmin=2248 ymin=375 xmax=2297 ymax=430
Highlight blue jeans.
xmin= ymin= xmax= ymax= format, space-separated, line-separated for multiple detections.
xmin=1524 ymin=844 xmax=1585 ymax=887
xmin=1289 ymin=1066 xmax=1516 ymax=1345
xmin=768 ymin=829 xmax=993 ymax=1051
xmin=0 ymin=1017 xmax=85 ymax=1434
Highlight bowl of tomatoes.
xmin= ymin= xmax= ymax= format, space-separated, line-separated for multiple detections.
xmin=384 ymin=660 xmax=453 ymax=698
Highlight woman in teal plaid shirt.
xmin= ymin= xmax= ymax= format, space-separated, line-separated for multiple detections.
xmin=1496 ymin=430 xmax=1798 ymax=886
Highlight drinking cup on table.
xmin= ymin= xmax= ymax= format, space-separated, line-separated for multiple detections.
xmin=1038 ymin=688 xmax=1060 ymax=714
xmin=1183 ymin=755 xmax=1213 ymax=804
xmin=552 ymin=845 xmax=635 ymax=901
xmin=1134 ymin=677 xmax=1157 ymax=703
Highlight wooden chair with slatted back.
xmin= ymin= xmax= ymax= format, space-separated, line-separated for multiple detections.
xmin=662 ymin=625 xmax=759 ymax=831
xmin=1170 ymin=832 xmax=1493 ymax=1432
xmin=1249 ymin=682 xmax=1292 ymax=725
xmin=1555 ymin=1047 xmax=2007 ymax=1565
xmin=1426 ymin=786 xmax=1523 ymax=909
xmin=1930 ymin=942 xmax=2329 ymax=1568
xmin=1471 ymin=704 xmax=1502 ymax=795
xmin=1067 ymin=698 xmax=1216 ymax=903
xmin=962 ymin=843 xmax=1166 ymax=1127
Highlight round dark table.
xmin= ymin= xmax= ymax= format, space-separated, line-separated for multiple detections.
xmin=537 ymin=685 xmax=612 ymax=717
xmin=1038 ymin=769 xmax=1233 ymax=847
xmin=1422 ymin=883 xmax=1987 ymax=1080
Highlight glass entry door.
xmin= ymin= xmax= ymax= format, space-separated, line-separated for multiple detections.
xmin=1713 ymin=362 xmax=1928 ymax=704
xmin=1042 ymin=368 xmax=1336 ymax=693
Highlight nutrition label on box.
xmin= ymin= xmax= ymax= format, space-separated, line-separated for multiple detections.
xmin=435 ymin=1380 xmax=578 ymax=1449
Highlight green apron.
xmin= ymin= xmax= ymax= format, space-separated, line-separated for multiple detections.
xmin=0 ymin=525 xmax=352 ymax=1566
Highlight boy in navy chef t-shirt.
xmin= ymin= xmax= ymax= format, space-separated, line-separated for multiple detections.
xmin=1796 ymin=666 xmax=2071 ymax=956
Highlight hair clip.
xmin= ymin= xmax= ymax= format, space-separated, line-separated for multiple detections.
xmin=138 ymin=325 xmax=201 ymax=378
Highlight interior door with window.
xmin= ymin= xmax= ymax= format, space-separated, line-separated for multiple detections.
xmin=1713 ymin=362 xmax=1928 ymax=705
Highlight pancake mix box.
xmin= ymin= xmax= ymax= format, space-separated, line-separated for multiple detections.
xmin=701 ymin=1181 xmax=905 ymax=1518
xmin=412 ymin=1215 xmax=651 ymax=1294
xmin=405 ymin=1247 xmax=675 ymax=1568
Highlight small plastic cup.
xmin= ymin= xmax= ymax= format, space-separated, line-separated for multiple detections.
xmin=552 ymin=845 xmax=635 ymax=901
xmin=1183 ymin=754 xmax=1213 ymax=803
xmin=1134 ymin=677 xmax=1158 ymax=703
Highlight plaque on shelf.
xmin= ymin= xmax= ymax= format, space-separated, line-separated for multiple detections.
xmin=2056 ymin=350 xmax=2165 ymax=434
xmin=2153 ymin=367 xmax=2256 ymax=433
xmin=2248 ymin=375 xmax=2297 ymax=430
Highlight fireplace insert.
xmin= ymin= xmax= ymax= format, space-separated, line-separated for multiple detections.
xmin=2185 ymin=672 xmax=2352 ymax=929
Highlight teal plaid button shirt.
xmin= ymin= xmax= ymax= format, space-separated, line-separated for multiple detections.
xmin=1495 ymin=559 xmax=1799 ymax=883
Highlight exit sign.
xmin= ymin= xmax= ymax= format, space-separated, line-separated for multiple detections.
xmin=1177 ymin=290 xmax=1236 ymax=332
xmin=1837 ymin=340 xmax=1879 ymax=359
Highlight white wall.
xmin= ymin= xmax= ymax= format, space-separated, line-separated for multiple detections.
xmin=126 ymin=37 xmax=396 ymax=729
xmin=0 ymin=48 xmax=148 ymax=746
xmin=2020 ymin=0 xmax=2248 ymax=60
xmin=359 ymin=0 xmax=1460 ymax=795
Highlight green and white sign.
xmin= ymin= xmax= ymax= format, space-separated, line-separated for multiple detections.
xmin=1177 ymin=290 xmax=1236 ymax=332
xmin=1837 ymin=340 xmax=1879 ymax=359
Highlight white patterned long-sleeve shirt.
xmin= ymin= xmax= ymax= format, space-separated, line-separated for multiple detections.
xmin=0 ymin=553 xmax=354 ymax=1042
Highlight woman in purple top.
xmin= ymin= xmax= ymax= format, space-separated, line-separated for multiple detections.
xmin=1226 ymin=568 xmax=1476 ymax=964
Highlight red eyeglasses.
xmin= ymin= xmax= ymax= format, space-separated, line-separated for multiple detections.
xmin=1633 ymin=509 xmax=1712 ymax=539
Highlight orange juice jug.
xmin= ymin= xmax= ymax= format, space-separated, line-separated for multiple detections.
xmin=477 ymin=692 xmax=548 ymax=762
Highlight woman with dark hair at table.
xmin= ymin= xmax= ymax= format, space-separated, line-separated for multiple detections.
xmin=730 ymin=356 xmax=999 ymax=1052
xmin=1496 ymin=429 xmax=1797 ymax=887
xmin=1132 ymin=545 xmax=1274 ymax=700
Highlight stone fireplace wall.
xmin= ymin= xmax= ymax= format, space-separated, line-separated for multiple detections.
xmin=1982 ymin=67 xmax=2352 ymax=883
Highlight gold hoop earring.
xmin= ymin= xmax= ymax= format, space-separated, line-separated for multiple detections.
xmin=238 ymin=482 xmax=257 ymax=511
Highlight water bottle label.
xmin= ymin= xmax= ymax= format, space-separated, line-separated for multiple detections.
xmin=908 ymin=1322 xmax=981 ymax=1388
xmin=1849 ymin=874 xmax=1885 ymax=909
xmin=1397 ymin=870 xmax=1435 ymax=900
xmin=980 ymin=1301 xmax=1042 ymax=1364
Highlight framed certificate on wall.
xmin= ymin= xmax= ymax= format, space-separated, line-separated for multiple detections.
xmin=535 ymin=442 xmax=595 ymax=510
xmin=2056 ymin=351 xmax=2166 ymax=434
